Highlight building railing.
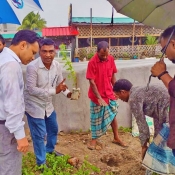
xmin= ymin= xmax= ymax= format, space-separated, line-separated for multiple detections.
xmin=75 ymin=45 xmax=162 ymax=60
xmin=54 ymin=49 xmax=71 ymax=62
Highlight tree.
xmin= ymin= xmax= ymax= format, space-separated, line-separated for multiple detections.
xmin=144 ymin=34 xmax=158 ymax=57
xmin=145 ymin=34 xmax=158 ymax=45
xmin=18 ymin=12 xmax=46 ymax=31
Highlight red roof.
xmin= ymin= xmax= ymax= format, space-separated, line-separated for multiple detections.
xmin=42 ymin=26 xmax=79 ymax=37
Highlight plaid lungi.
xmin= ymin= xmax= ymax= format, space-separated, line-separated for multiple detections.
xmin=142 ymin=123 xmax=175 ymax=175
xmin=90 ymin=100 xmax=119 ymax=139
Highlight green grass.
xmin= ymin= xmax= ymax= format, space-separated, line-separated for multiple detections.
xmin=118 ymin=126 xmax=132 ymax=133
xmin=22 ymin=152 xmax=100 ymax=175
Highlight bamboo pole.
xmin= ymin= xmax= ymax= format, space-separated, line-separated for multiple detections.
xmin=109 ymin=38 xmax=111 ymax=48
xmin=90 ymin=8 xmax=92 ymax=48
xmin=132 ymin=20 xmax=136 ymax=48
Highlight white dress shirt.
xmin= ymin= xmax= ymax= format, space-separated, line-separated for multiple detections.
xmin=0 ymin=47 xmax=25 ymax=140
xmin=24 ymin=57 xmax=70 ymax=119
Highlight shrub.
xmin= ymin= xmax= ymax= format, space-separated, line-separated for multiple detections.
xmin=22 ymin=152 xmax=100 ymax=175
xmin=87 ymin=52 xmax=94 ymax=60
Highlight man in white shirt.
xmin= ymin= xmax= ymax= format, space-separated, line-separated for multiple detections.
xmin=24 ymin=38 xmax=71 ymax=166
xmin=0 ymin=30 xmax=40 ymax=175
xmin=0 ymin=34 xmax=5 ymax=53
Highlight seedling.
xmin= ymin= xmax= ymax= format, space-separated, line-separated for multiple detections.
xmin=60 ymin=45 xmax=80 ymax=100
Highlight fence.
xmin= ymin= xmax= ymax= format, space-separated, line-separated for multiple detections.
xmin=75 ymin=45 xmax=162 ymax=60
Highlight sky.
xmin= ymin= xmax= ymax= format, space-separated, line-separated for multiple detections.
xmin=38 ymin=0 xmax=126 ymax=27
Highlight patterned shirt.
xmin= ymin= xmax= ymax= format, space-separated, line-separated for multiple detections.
xmin=0 ymin=47 xmax=25 ymax=140
xmin=167 ymin=78 xmax=175 ymax=149
xmin=128 ymin=84 xmax=169 ymax=146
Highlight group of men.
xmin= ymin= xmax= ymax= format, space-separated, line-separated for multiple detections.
xmin=0 ymin=24 xmax=175 ymax=175
xmin=0 ymin=31 xmax=71 ymax=175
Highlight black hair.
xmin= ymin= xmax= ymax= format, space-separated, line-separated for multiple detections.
xmin=97 ymin=41 xmax=109 ymax=52
xmin=39 ymin=38 xmax=56 ymax=49
xmin=11 ymin=30 xmax=40 ymax=45
xmin=161 ymin=25 xmax=175 ymax=40
xmin=113 ymin=79 xmax=133 ymax=92
xmin=0 ymin=34 xmax=5 ymax=45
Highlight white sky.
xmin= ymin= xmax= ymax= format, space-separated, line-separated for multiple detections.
xmin=38 ymin=0 xmax=126 ymax=27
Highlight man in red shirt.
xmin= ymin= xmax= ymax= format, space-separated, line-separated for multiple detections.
xmin=86 ymin=41 xmax=126 ymax=150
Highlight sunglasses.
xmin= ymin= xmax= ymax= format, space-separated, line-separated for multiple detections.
xmin=160 ymin=28 xmax=175 ymax=61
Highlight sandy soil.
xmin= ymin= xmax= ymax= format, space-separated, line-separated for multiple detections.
xmin=27 ymin=129 xmax=146 ymax=175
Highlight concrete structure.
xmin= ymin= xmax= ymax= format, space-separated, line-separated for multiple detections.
xmin=23 ymin=58 xmax=175 ymax=132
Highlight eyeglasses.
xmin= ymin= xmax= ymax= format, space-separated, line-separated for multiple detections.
xmin=146 ymin=26 xmax=175 ymax=91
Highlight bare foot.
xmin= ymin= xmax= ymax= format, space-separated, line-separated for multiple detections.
xmin=112 ymin=139 xmax=128 ymax=147
xmin=87 ymin=140 xmax=102 ymax=150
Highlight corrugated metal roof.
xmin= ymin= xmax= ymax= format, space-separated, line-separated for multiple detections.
xmin=42 ymin=26 xmax=79 ymax=37
xmin=72 ymin=17 xmax=137 ymax=24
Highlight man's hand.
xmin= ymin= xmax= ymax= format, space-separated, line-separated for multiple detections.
xmin=56 ymin=78 xmax=67 ymax=94
xmin=98 ymin=98 xmax=108 ymax=106
xmin=141 ymin=145 xmax=148 ymax=160
xmin=67 ymin=92 xmax=72 ymax=98
xmin=17 ymin=137 xmax=29 ymax=153
xmin=151 ymin=60 xmax=166 ymax=77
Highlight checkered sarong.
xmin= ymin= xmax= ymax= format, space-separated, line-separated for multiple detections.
xmin=90 ymin=100 xmax=119 ymax=139
xmin=142 ymin=123 xmax=175 ymax=175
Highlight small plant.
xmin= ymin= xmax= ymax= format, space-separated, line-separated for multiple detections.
xmin=87 ymin=52 xmax=94 ymax=60
xmin=145 ymin=34 xmax=158 ymax=45
xmin=123 ymin=52 xmax=130 ymax=59
xmin=106 ymin=172 xmax=114 ymax=175
xmin=22 ymin=152 xmax=100 ymax=175
xmin=60 ymin=44 xmax=77 ymax=88
xmin=119 ymin=126 xmax=132 ymax=133
xmin=152 ymin=173 xmax=159 ymax=175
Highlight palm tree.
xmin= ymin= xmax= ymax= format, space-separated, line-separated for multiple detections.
xmin=144 ymin=34 xmax=158 ymax=57
xmin=145 ymin=34 xmax=158 ymax=45
xmin=18 ymin=12 xmax=46 ymax=31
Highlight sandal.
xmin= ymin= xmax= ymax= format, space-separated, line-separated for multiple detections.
xmin=87 ymin=142 xmax=102 ymax=150
xmin=87 ymin=144 xmax=96 ymax=150
xmin=112 ymin=140 xmax=128 ymax=148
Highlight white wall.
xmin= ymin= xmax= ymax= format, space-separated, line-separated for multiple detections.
xmin=23 ymin=58 xmax=175 ymax=132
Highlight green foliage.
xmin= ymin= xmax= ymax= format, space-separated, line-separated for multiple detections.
xmin=22 ymin=152 xmax=100 ymax=175
xmin=123 ymin=52 xmax=130 ymax=58
xmin=87 ymin=52 xmax=94 ymax=60
xmin=60 ymin=44 xmax=77 ymax=88
xmin=119 ymin=126 xmax=132 ymax=133
xmin=145 ymin=34 xmax=158 ymax=45
xmin=105 ymin=172 xmax=114 ymax=175
xmin=18 ymin=12 xmax=46 ymax=31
